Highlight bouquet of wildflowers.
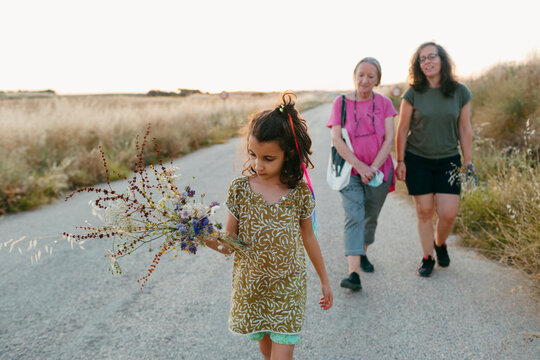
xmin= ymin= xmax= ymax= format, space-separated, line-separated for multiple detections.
xmin=63 ymin=125 xmax=249 ymax=288
xmin=448 ymin=162 xmax=479 ymax=196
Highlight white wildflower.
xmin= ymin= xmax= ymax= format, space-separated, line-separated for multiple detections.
xmin=103 ymin=199 xmax=134 ymax=232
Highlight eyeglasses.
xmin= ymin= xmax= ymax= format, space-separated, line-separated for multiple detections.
xmin=419 ymin=54 xmax=439 ymax=64
xmin=353 ymin=92 xmax=376 ymax=137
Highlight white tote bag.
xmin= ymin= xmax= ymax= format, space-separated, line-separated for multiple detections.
xmin=326 ymin=128 xmax=354 ymax=190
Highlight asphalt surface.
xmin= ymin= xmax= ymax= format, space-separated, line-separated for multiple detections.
xmin=1 ymin=103 xmax=539 ymax=360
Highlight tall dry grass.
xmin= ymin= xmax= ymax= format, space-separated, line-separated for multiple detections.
xmin=0 ymin=91 xmax=331 ymax=214
xmin=456 ymin=55 xmax=540 ymax=290
xmin=468 ymin=54 xmax=540 ymax=150
xmin=455 ymin=137 xmax=540 ymax=289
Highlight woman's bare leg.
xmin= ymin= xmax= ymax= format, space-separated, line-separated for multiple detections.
xmin=412 ymin=194 xmax=436 ymax=256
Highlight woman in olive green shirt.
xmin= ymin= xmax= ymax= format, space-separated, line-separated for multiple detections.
xmin=396 ymin=42 xmax=473 ymax=277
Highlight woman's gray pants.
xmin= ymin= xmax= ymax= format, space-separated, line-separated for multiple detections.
xmin=339 ymin=169 xmax=392 ymax=256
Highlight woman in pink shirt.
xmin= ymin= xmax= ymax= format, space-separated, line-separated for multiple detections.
xmin=327 ymin=57 xmax=397 ymax=290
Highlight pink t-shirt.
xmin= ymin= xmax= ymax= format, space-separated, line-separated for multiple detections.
xmin=326 ymin=92 xmax=397 ymax=191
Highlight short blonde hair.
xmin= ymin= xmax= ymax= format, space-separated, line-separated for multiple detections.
xmin=353 ymin=57 xmax=382 ymax=86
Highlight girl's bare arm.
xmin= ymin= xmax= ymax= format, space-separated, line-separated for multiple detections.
xmin=300 ymin=217 xmax=333 ymax=310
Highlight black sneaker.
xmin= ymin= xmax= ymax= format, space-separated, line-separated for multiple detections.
xmin=360 ymin=255 xmax=374 ymax=272
xmin=434 ymin=241 xmax=450 ymax=267
xmin=340 ymin=272 xmax=362 ymax=291
xmin=418 ymin=255 xmax=435 ymax=277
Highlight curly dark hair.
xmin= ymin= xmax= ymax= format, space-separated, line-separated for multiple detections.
xmin=408 ymin=42 xmax=458 ymax=97
xmin=242 ymin=91 xmax=313 ymax=188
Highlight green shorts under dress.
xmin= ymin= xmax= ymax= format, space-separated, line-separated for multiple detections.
xmin=248 ymin=332 xmax=300 ymax=345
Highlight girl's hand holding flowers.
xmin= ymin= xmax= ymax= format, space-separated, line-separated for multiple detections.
xmin=61 ymin=125 xmax=249 ymax=289
xmin=198 ymin=235 xmax=234 ymax=255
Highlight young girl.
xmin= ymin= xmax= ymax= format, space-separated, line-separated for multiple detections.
xmin=204 ymin=91 xmax=333 ymax=360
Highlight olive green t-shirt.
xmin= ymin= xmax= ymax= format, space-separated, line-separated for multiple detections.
xmin=402 ymin=83 xmax=472 ymax=159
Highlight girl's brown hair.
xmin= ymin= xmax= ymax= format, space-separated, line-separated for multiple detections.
xmin=242 ymin=91 xmax=313 ymax=188
xmin=408 ymin=41 xmax=458 ymax=97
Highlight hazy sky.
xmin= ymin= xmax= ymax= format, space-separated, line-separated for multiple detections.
xmin=1 ymin=0 xmax=539 ymax=94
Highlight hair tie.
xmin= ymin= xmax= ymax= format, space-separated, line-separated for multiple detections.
xmin=277 ymin=104 xmax=285 ymax=113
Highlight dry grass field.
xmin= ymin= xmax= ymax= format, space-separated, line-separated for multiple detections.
xmin=0 ymin=91 xmax=332 ymax=214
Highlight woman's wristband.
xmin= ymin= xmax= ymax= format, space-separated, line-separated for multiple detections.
xmin=397 ymin=159 xmax=404 ymax=163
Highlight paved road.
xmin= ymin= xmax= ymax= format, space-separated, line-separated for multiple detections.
xmin=1 ymin=104 xmax=539 ymax=360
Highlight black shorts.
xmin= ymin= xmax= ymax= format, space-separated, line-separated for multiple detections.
xmin=404 ymin=151 xmax=461 ymax=195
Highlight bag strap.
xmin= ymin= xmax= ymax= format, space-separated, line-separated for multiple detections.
xmin=340 ymin=94 xmax=346 ymax=127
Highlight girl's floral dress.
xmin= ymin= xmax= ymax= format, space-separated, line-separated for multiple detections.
xmin=225 ymin=176 xmax=315 ymax=335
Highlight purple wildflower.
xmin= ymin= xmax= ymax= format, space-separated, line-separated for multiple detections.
xmin=201 ymin=217 xmax=210 ymax=226
xmin=177 ymin=223 xmax=186 ymax=234
xmin=184 ymin=186 xmax=195 ymax=198
xmin=192 ymin=219 xmax=203 ymax=235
